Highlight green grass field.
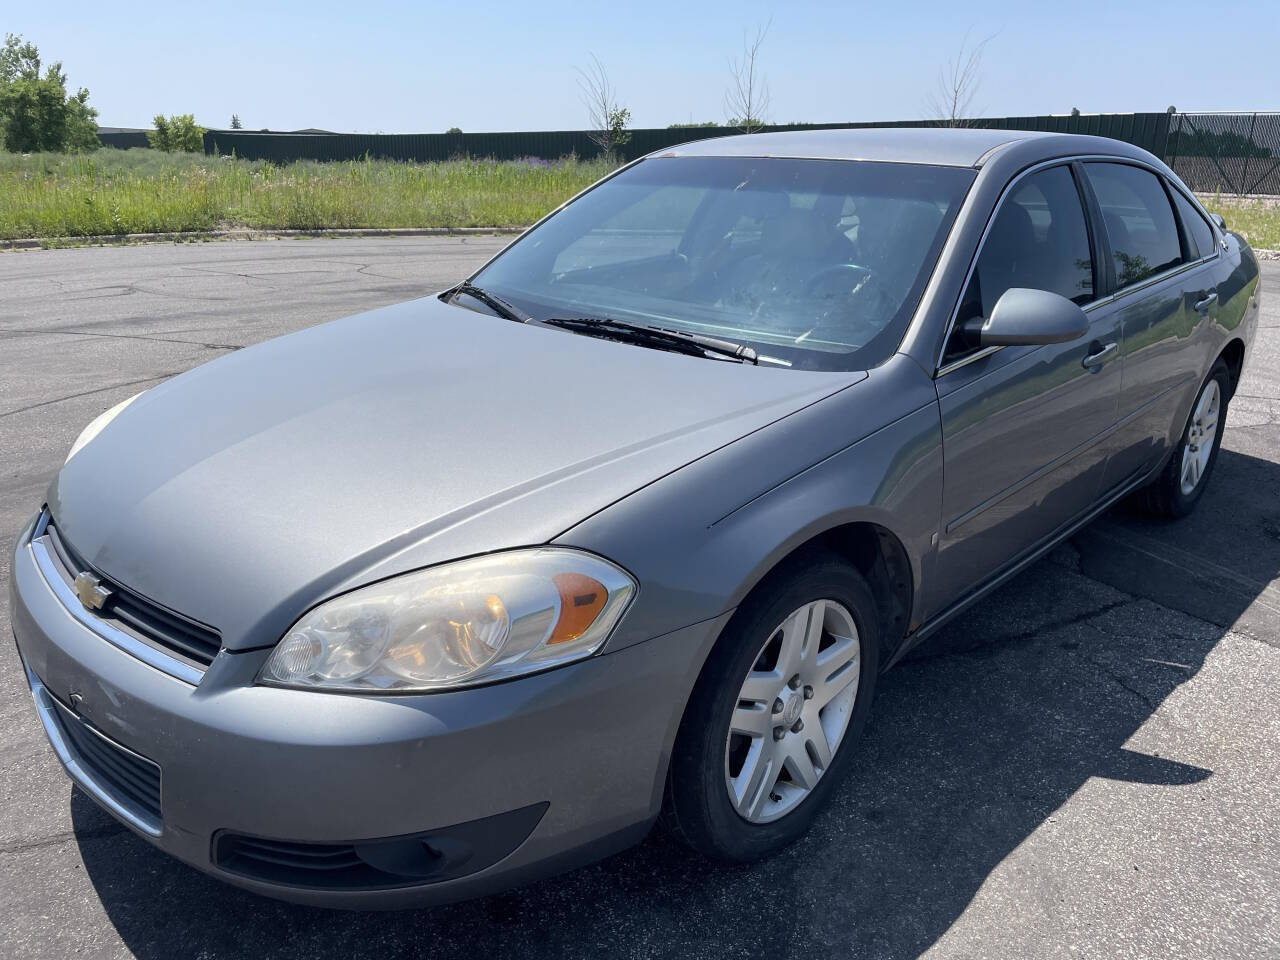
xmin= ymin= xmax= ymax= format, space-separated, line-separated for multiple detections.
xmin=1199 ymin=196 xmax=1280 ymax=251
xmin=2 ymin=149 xmax=1278 ymax=250
xmin=0 ymin=150 xmax=616 ymax=240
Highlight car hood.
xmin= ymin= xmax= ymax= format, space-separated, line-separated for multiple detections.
xmin=49 ymin=296 xmax=862 ymax=648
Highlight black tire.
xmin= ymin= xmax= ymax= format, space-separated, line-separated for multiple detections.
xmin=664 ymin=552 xmax=880 ymax=862
xmin=1134 ymin=359 xmax=1230 ymax=518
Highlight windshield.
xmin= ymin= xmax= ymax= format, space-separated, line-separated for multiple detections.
xmin=470 ymin=155 xmax=974 ymax=370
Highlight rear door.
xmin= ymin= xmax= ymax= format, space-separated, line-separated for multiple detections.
xmin=929 ymin=162 xmax=1122 ymax=610
xmin=1081 ymin=162 xmax=1223 ymax=488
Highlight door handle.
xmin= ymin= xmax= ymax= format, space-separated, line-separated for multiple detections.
xmin=1194 ymin=291 xmax=1218 ymax=312
xmin=1082 ymin=341 xmax=1118 ymax=370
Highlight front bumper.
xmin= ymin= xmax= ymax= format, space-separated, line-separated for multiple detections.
xmin=10 ymin=516 xmax=725 ymax=908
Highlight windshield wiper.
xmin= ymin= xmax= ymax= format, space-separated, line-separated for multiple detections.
xmin=447 ymin=282 xmax=532 ymax=324
xmin=543 ymin=316 xmax=759 ymax=365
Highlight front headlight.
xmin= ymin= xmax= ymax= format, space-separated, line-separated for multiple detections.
xmin=259 ymin=549 xmax=636 ymax=692
xmin=65 ymin=392 xmax=143 ymax=463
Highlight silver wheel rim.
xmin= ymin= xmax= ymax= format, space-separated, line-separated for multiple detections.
xmin=723 ymin=599 xmax=861 ymax=824
xmin=1180 ymin=379 xmax=1220 ymax=496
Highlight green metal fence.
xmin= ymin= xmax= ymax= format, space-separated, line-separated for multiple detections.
xmin=98 ymin=112 xmax=1171 ymax=165
xmin=94 ymin=110 xmax=1280 ymax=196
xmin=1167 ymin=112 xmax=1280 ymax=196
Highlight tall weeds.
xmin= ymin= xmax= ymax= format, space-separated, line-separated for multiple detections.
xmin=0 ymin=149 xmax=616 ymax=239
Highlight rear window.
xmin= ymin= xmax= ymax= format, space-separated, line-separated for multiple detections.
xmin=1085 ymin=163 xmax=1182 ymax=288
xmin=552 ymin=185 xmax=704 ymax=272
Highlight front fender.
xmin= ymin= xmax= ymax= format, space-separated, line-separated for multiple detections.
xmin=557 ymin=354 xmax=943 ymax=657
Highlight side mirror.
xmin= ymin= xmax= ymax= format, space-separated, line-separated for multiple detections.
xmin=963 ymin=288 xmax=1089 ymax=347
xmin=1210 ymin=212 xmax=1227 ymax=231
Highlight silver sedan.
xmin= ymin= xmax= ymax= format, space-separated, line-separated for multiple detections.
xmin=11 ymin=127 xmax=1260 ymax=907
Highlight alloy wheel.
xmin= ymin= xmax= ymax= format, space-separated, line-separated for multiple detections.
xmin=1180 ymin=379 xmax=1221 ymax=495
xmin=723 ymin=599 xmax=861 ymax=824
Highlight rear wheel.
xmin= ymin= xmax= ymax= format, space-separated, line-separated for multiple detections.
xmin=664 ymin=554 xmax=880 ymax=861
xmin=1135 ymin=359 xmax=1229 ymax=518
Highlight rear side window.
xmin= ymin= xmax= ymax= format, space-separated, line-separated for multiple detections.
xmin=1169 ymin=188 xmax=1216 ymax=260
xmin=1085 ymin=163 xmax=1182 ymax=287
xmin=949 ymin=165 xmax=1093 ymax=358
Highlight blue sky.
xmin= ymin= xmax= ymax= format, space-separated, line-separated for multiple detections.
xmin=10 ymin=0 xmax=1278 ymax=132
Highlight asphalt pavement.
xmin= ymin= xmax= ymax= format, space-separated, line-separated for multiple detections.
xmin=1 ymin=239 xmax=1276 ymax=959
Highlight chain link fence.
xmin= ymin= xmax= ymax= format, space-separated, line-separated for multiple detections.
xmin=1167 ymin=112 xmax=1280 ymax=196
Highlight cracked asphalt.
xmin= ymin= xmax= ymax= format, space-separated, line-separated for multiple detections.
xmin=1 ymin=240 xmax=1277 ymax=960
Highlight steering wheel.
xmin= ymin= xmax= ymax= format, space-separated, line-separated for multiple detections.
xmin=803 ymin=262 xmax=877 ymax=297
xmin=798 ymin=263 xmax=898 ymax=341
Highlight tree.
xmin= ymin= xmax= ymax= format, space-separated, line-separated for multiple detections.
xmin=577 ymin=54 xmax=631 ymax=158
xmin=0 ymin=33 xmax=39 ymax=85
xmin=605 ymin=106 xmax=631 ymax=148
xmin=63 ymin=88 xmax=100 ymax=151
xmin=0 ymin=34 xmax=98 ymax=152
xmin=149 ymin=114 xmax=206 ymax=152
xmin=725 ymin=24 xmax=771 ymax=133
xmin=446 ymin=126 xmax=462 ymax=134
xmin=925 ymin=31 xmax=994 ymax=128
xmin=230 ymin=113 xmax=242 ymax=129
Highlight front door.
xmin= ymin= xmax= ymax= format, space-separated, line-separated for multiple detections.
xmin=928 ymin=163 xmax=1122 ymax=612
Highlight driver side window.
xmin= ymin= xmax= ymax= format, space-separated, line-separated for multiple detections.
xmin=945 ymin=165 xmax=1095 ymax=363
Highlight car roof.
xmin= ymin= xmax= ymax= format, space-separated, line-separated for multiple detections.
xmin=657 ymin=127 xmax=1088 ymax=168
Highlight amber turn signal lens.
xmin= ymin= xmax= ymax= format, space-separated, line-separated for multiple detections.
xmin=549 ymin=573 xmax=607 ymax=643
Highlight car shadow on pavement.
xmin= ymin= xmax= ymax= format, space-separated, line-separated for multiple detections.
xmin=72 ymin=447 xmax=1280 ymax=960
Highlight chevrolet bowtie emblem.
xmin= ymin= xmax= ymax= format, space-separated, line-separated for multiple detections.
xmin=72 ymin=571 xmax=111 ymax=611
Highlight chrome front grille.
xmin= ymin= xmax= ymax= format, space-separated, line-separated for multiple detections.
xmin=31 ymin=511 xmax=221 ymax=683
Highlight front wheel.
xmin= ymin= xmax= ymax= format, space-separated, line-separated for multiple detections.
xmin=1135 ymin=359 xmax=1230 ymax=518
xmin=664 ymin=554 xmax=880 ymax=862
